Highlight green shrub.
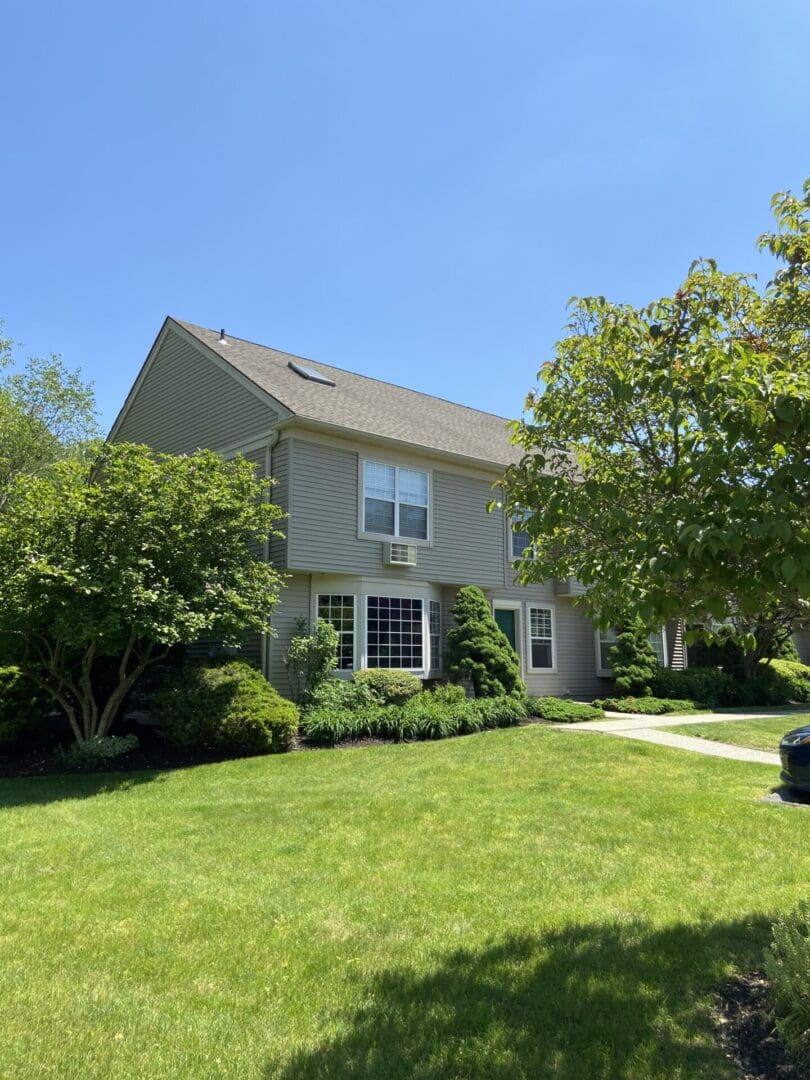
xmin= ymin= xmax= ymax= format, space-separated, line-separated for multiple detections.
xmin=430 ymin=683 xmax=468 ymax=705
xmin=776 ymin=635 xmax=801 ymax=662
xmin=54 ymin=734 xmax=139 ymax=772
xmin=284 ymin=619 xmax=339 ymax=703
xmin=154 ymin=660 xmax=299 ymax=755
xmin=303 ymin=677 xmax=377 ymax=713
xmin=765 ymin=900 xmax=810 ymax=1069
xmin=445 ymin=586 xmax=526 ymax=698
xmin=300 ymin=692 xmax=525 ymax=745
xmin=528 ymin=697 xmax=604 ymax=722
xmin=0 ymin=665 xmax=50 ymax=752
xmin=594 ymin=696 xmax=703 ymax=715
xmin=353 ymin=668 xmax=422 ymax=704
xmin=649 ymin=663 xmax=798 ymax=707
xmin=609 ymin=621 xmax=659 ymax=696
xmin=471 ymin=696 xmax=528 ymax=728
xmin=300 ymin=706 xmax=375 ymax=745
xmin=765 ymin=659 xmax=810 ymax=703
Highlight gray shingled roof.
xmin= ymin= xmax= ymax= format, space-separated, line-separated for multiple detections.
xmin=175 ymin=319 xmax=525 ymax=468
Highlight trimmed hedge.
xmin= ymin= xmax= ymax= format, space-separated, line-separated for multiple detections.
xmin=527 ymin=697 xmax=604 ymax=722
xmin=765 ymin=900 xmax=810 ymax=1069
xmin=594 ymin=696 xmax=704 ymax=715
xmin=649 ymin=666 xmax=790 ymax=707
xmin=300 ymin=691 xmax=528 ymax=746
xmin=0 ymin=666 xmax=50 ymax=752
xmin=154 ymin=660 xmax=299 ymax=756
xmin=353 ymin=669 xmax=422 ymax=704
xmin=766 ymin=659 xmax=810 ymax=703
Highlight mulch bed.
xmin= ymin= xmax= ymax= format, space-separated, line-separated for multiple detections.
xmin=715 ymin=971 xmax=806 ymax=1080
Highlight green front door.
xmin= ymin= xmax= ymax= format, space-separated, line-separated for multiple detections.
xmin=494 ymin=608 xmax=517 ymax=650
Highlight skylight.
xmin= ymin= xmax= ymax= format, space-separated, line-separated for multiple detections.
xmin=288 ymin=360 xmax=335 ymax=387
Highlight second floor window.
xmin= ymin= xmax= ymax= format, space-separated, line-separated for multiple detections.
xmin=363 ymin=461 xmax=429 ymax=540
xmin=510 ymin=511 xmax=534 ymax=560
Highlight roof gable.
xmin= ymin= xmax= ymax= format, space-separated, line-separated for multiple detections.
xmin=174 ymin=319 xmax=523 ymax=468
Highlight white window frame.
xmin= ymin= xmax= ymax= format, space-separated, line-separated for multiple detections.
xmin=509 ymin=511 xmax=535 ymax=562
xmin=365 ymin=595 xmax=426 ymax=673
xmin=492 ymin=599 xmax=524 ymax=675
xmin=428 ymin=599 xmax=442 ymax=675
xmin=316 ymin=593 xmax=357 ymax=673
xmin=359 ymin=459 xmax=432 ymax=544
xmin=526 ymin=603 xmax=557 ymax=673
xmin=595 ymin=625 xmax=668 ymax=677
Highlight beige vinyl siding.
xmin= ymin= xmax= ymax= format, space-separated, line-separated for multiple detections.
xmin=286 ymin=437 xmax=504 ymax=585
xmin=269 ymin=437 xmax=290 ymax=568
xmin=487 ymin=580 xmax=607 ymax=699
xmin=113 ymin=328 xmax=279 ymax=453
xmin=267 ymin=573 xmax=311 ymax=697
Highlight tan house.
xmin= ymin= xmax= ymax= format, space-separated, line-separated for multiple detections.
xmin=110 ymin=318 xmax=687 ymax=698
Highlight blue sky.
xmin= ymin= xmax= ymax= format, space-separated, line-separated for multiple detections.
xmin=2 ymin=0 xmax=808 ymax=432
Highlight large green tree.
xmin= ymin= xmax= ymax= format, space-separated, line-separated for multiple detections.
xmin=0 ymin=324 xmax=99 ymax=509
xmin=0 ymin=443 xmax=285 ymax=743
xmin=500 ymin=180 xmax=810 ymax=674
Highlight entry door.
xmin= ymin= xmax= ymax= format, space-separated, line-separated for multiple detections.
xmin=494 ymin=608 xmax=517 ymax=650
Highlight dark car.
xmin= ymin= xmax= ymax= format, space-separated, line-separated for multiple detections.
xmin=780 ymin=725 xmax=810 ymax=793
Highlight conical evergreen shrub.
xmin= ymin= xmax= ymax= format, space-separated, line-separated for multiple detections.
xmin=446 ymin=586 xmax=525 ymax=698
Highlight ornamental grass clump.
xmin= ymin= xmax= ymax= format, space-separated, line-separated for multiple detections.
xmin=765 ymin=900 xmax=810 ymax=1069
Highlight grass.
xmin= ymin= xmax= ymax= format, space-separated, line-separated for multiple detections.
xmin=0 ymin=725 xmax=808 ymax=1078
xmin=669 ymin=712 xmax=810 ymax=753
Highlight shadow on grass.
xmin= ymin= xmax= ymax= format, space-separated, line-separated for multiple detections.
xmin=269 ymin=917 xmax=771 ymax=1079
xmin=0 ymin=768 xmax=167 ymax=808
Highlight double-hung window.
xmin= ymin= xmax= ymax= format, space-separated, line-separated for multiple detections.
xmin=363 ymin=461 xmax=429 ymax=540
xmin=429 ymin=600 xmax=441 ymax=672
xmin=366 ymin=596 xmax=424 ymax=670
xmin=528 ymin=606 xmax=554 ymax=670
xmin=317 ymin=594 xmax=355 ymax=671
xmin=648 ymin=628 xmax=667 ymax=667
xmin=510 ymin=512 xmax=532 ymax=560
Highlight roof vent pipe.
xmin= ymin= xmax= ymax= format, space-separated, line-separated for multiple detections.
xmin=219 ymin=328 xmax=227 ymax=344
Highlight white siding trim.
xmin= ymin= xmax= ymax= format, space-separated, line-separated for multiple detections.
xmin=492 ymin=599 xmax=524 ymax=676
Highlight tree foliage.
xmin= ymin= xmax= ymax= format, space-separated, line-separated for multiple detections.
xmin=501 ymin=179 xmax=810 ymax=668
xmin=283 ymin=618 xmax=339 ymax=703
xmin=0 ymin=324 xmax=99 ymax=509
xmin=445 ymin=586 xmax=525 ymax=698
xmin=0 ymin=443 xmax=285 ymax=743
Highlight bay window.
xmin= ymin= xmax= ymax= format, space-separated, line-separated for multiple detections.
xmin=317 ymin=594 xmax=355 ymax=671
xmin=366 ymin=596 xmax=424 ymax=669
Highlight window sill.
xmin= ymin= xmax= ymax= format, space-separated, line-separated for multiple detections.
xmin=359 ymin=530 xmax=432 ymax=547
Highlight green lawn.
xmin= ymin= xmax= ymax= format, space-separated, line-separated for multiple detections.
xmin=669 ymin=713 xmax=810 ymax=752
xmin=0 ymin=725 xmax=807 ymax=1079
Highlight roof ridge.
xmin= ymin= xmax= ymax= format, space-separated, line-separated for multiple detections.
xmin=175 ymin=318 xmax=515 ymax=428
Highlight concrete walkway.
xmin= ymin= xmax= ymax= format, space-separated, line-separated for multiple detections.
xmin=556 ymin=709 xmax=804 ymax=766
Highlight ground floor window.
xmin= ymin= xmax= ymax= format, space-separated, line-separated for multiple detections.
xmin=429 ymin=600 xmax=441 ymax=672
xmin=317 ymin=594 xmax=355 ymax=670
xmin=597 ymin=626 xmax=667 ymax=673
xmin=366 ymin=596 xmax=423 ymax=669
xmin=528 ymin=606 xmax=554 ymax=669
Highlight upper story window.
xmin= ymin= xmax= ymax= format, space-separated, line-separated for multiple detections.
xmin=510 ymin=512 xmax=533 ymax=560
xmin=363 ymin=461 xmax=429 ymax=540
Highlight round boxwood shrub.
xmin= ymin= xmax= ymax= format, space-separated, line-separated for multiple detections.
xmin=353 ymin=668 xmax=422 ymax=704
xmin=154 ymin=660 xmax=299 ymax=756
xmin=0 ymin=665 xmax=50 ymax=752
xmin=765 ymin=659 xmax=810 ymax=703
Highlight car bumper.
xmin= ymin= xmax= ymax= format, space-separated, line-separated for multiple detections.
xmin=780 ymin=753 xmax=810 ymax=793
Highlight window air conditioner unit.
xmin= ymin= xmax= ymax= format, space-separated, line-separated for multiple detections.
xmin=384 ymin=542 xmax=417 ymax=567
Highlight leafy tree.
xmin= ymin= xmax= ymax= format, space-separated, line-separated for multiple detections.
xmin=501 ymin=179 xmax=810 ymax=677
xmin=0 ymin=324 xmax=99 ymax=509
xmin=0 ymin=443 xmax=284 ymax=743
xmin=283 ymin=618 xmax=339 ymax=703
xmin=446 ymin=586 xmax=525 ymax=698
xmin=609 ymin=621 xmax=659 ymax=697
